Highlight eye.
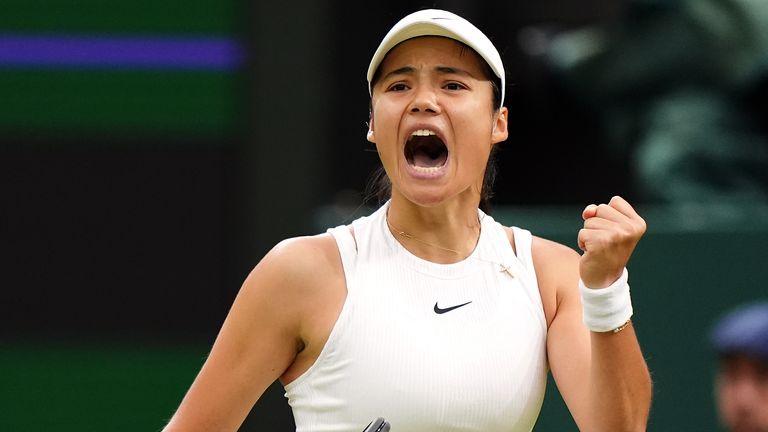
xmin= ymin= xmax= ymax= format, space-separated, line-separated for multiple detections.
xmin=387 ymin=83 xmax=409 ymax=92
xmin=444 ymin=82 xmax=467 ymax=91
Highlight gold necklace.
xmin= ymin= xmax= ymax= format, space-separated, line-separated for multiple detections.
xmin=385 ymin=212 xmax=515 ymax=277
xmin=386 ymin=217 xmax=480 ymax=258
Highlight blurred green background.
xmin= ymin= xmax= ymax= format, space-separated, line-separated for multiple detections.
xmin=3 ymin=0 xmax=768 ymax=431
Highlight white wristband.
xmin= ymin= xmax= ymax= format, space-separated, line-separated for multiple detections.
xmin=579 ymin=267 xmax=633 ymax=333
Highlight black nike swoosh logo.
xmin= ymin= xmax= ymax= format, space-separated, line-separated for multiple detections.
xmin=434 ymin=301 xmax=472 ymax=314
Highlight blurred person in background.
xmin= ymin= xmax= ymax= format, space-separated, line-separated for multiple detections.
xmin=537 ymin=0 xmax=768 ymax=204
xmin=710 ymin=301 xmax=768 ymax=432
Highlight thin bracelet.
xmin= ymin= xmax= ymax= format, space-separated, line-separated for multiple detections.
xmin=612 ymin=319 xmax=632 ymax=334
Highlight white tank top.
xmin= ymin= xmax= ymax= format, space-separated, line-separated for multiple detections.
xmin=284 ymin=203 xmax=548 ymax=432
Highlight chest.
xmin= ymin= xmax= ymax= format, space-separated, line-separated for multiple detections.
xmin=329 ymin=264 xmax=548 ymax=430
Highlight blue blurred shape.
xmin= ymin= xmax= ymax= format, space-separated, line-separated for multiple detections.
xmin=0 ymin=33 xmax=244 ymax=70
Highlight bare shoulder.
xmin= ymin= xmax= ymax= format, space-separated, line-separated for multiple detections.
xmin=530 ymin=235 xmax=580 ymax=266
xmin=243 ymin=232 xmax=344 ymax=312
xmin=233 ymin=232 xmax=341 ymax=311
xmin=257 ymin=233 xmax=342 ymax=285
xmin=530 ymin=236 xmax=580 ymax=299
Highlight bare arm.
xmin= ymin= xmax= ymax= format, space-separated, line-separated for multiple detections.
xmin=537 ymin=196 xmax=652 ymax=431
xmin=162 ymin=235 xmax=342 ymax=432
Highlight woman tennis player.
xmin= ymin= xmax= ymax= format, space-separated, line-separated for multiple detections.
xmin=163 ymin=9 xmax=652 ymax=431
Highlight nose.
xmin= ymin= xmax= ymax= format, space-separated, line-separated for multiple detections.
xmin=408 ymin=85 xmax=440 ymax=114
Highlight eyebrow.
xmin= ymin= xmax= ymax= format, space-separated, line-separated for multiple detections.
xmin=380 ymin=65 xmax=476 ymax=82
xmin=435 ymin=66 xmax=474 ymax=77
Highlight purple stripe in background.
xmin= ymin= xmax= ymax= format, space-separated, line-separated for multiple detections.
xmin=0 ymin=34 xmax=245 ymax=70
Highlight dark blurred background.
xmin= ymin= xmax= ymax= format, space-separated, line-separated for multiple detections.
xmin=2 ymin=0 xmax=768 ymax=430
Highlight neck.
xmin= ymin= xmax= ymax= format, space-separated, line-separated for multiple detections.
xmin=386 ymin=194 xmax=482 ymax=263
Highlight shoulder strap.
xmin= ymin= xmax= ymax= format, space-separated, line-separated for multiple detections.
xmin=327 ymin=225 xmax=358 ymax=292
xmin=511 ymin=226 xmax=534 ymax=269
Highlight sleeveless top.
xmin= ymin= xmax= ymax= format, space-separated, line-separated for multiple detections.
xmin=284 ymin=203 xmax=548 ymax=432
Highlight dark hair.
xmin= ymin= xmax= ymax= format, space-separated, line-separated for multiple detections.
xmin=366 ymin=39 xmax=504 ymax=214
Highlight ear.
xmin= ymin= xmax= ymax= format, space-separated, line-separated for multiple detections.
xmin=366 ymin=111 xmax=376 ymax=143
xmin=491 ymin=107 xmax=508 ymax=144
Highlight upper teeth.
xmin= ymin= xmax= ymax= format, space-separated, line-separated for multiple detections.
xmin=412 ymin=129 xmax=436 ymax=137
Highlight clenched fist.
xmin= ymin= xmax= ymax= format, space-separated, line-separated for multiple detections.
xmin=578 ymin=196 xmax=646 ymax=288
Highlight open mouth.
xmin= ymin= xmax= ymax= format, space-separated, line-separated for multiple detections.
xmin=404 ymin=129 xmax=448 ymax=169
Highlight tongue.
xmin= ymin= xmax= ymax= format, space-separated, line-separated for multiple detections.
xmin=412 ymin=149 xmax=447 ymax=168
